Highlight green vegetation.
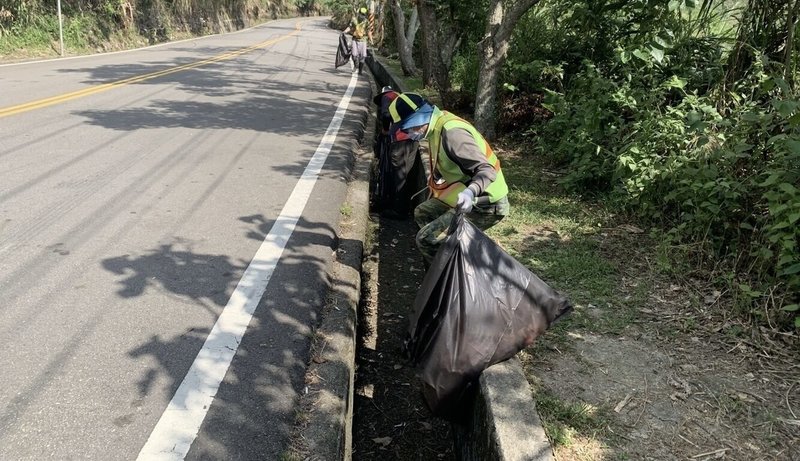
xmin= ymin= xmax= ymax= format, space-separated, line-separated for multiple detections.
xmin=377 ymin=0 xmax=798 ymax=332
xmin=535 ymin=390 xmax=614 ymax=449
xmin=3 ymin=1 xmax=793 ymax=331
xmin=518 ymin=1 xmax=799 ymax=331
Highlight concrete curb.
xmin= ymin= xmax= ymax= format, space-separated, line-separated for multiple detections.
xmin=290 ymin=73 xmax=373 ymax=460
xmin=454 ymin=358 xmax=555 ymax=461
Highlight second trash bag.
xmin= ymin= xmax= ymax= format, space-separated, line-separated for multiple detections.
xmin=405 ymin=212 xmax=573 ymax=420
xmin=335 ymin=33 xmax=351 ymax=69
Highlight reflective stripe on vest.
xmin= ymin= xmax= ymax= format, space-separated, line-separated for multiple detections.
xmin=427 ymin=112 xmax=509 ymax=207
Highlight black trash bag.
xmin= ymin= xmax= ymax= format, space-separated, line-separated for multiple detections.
xmin=406 ymin=212 xmax=573 ymax=420
xmin=335 ymin=33 xmax=351 ymax=68
xmin=372 ymin=138 xmax=419 ymax=217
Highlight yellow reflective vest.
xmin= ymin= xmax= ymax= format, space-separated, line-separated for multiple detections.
xmin=426 ymin=111 xmax=509 ymax=207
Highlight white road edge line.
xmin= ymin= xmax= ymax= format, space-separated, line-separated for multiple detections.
xmin=136 ymin=71 xmax=360 ymax=461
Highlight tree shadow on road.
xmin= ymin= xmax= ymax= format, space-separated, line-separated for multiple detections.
xmin=102 ymin=243 xmax=245 ymax=314
xmin=102 ymin=212 xmax=348 ymax=458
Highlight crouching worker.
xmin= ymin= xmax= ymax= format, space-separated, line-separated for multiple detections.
xmin=387 ymin=93 xmax=510 ymax=264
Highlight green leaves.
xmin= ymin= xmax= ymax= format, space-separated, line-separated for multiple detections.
xmin=738 ymin=283 xmax=762 ymax=299
xmin=781 ymin=265 xmax=800 ymax=276
xmin=650 ymin=47 xmax=665 ymax=63
xmin=773 ymin=99 xmax=800 ymax=118
xmin=632 ymin=49 xmax=651 ymax=62
xmin=664 ymin=75 xmax=687 ymax=90
xmin=527 ymin=0 xmax=799 ymax=331
xmin=668 ymin=0 xmax=695 ymax=11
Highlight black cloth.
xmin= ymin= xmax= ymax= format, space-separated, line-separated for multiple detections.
xmin=335 ymin=33 xmax=351 ymax=68
xmin=405 ymin=213 xmax=573 ymax=420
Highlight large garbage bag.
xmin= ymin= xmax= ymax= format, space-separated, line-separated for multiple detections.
xmin=372 ymin=138 xmax=419 ymax=217
xmin=406 ymin=213 xmax=573 ymax=420
xmin=335 ymin=33 xmax=351 ymax=69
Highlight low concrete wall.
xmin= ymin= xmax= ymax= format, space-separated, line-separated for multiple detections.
xmin=366 ymin=52 xmax=405 ymax=94
xmin=454 ymin=359 xmax=554 ymax=461
xmin=291 ymin=73 xmax=372 ymax=461
xmin=366 ymin=52 xmax=555 ymax=461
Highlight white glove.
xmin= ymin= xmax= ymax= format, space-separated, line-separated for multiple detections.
xmin=456 ymin=188 xmax=475 ymax=214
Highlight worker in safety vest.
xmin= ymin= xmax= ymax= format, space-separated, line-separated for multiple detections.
xmin=388 ymin=93 xmax=510 ymax=263
xmin=343 ymin=7 xmax=371 ymax=75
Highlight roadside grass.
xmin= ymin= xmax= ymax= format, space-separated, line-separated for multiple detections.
xmin=0 ymin=14 xmax=278 ymax=61
xmin=339 ymin=202 xmax=353 ymax=217
xmin=0 ymin=14 xmax=150 ymax=59
xmin=490 ymin=145 xmax=661 ymax=453
xmin=535 ymin=389 xmax=617 ymax=451
xmin=375 ymin=55 xmax=424 ymax=94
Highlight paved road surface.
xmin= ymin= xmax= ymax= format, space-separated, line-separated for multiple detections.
xmin=0 ymin=17 xmax=368 ymax=460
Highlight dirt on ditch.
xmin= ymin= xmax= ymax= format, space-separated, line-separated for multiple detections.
xmin=352 ymin=215 xmax=455 ymax=460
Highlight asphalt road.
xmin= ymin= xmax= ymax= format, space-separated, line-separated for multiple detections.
xmin=0 ymin=17 xmax=368 ymax=460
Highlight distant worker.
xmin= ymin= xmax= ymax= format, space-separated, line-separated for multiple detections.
xmin=388 ymin=93 xmax=510 ymax=263
xmin=374 ymin=85 xmax=400 ymax=134
xmin=343 ymin=6 xmax=371 ymax=75
xmin=373 ymin=86 xmax=418 ymax=218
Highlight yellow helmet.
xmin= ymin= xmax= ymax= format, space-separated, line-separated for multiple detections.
xmin=359 ymin=7 xmax=368 ymax=14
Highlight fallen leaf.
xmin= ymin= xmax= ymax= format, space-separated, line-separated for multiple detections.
xmin=372 ymin=436 xmax=392 ymax=447
xmin=614 ymin=393 xmax=635 ymax=413
xmin=618 ymin=224 xmax=644 ymax=234
xmin=668 ymin=376 xmax=691 ymax=401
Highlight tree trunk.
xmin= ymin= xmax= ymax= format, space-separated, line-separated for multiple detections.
xmin=784 ymin=0 xmax=800 ymax=81
xmin=474 ymin=0 xmax=541 ymax=140
xmin=416 ymin=0 xmax=439 ymax=88
xmin=406 ymin=5 xmax=419 ymax=50
xmin=390 ymin=0 xmax=417 ymax=76
xmin=417 ymin=0 xmax=459 ymax=94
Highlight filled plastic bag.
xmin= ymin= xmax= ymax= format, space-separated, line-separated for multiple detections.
xmin=372 ymin=138 xmax=419 ymax=217
xmin=335 ymin=33 xmax=351 ymax=68
xmin=406 ymin=212 xmax=573 ymax=419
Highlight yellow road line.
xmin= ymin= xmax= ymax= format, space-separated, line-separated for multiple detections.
xmin=0 ymin=21 xmax=304 ymax=119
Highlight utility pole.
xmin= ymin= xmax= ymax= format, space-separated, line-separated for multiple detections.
xmin=57 ymin=0 xmax=64 ymax=56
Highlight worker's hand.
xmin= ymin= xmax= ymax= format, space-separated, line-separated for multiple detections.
xmin=456 ymin=189 xmax=475 ymax=214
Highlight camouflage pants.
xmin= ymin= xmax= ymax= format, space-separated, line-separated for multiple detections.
xmin=414 ymin=196 xmax=510 ymax=264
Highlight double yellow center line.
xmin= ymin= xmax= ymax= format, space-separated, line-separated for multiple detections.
xmin=0 ymin=21 xmax=304 ymax=119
